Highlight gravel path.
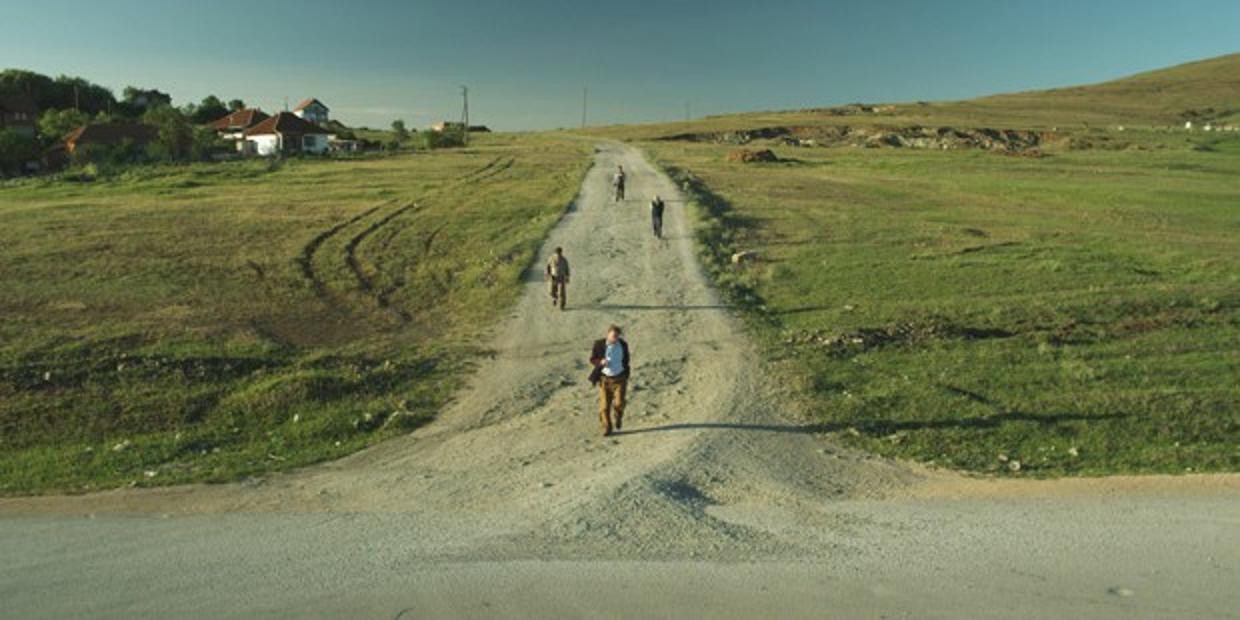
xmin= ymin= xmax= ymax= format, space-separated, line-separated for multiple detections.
xmin=2 ymin=143 xmax=1237 ymax=619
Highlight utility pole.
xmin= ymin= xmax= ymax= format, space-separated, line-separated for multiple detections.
xmin=581 ymin=87 xmax=588 ymax=129
xmin=461 ymin=85 xmax=470 ymax=145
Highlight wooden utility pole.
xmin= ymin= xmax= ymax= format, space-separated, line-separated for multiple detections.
xmin=581 ymin=87 xmax=588 ymax=129
xmin=461 ymin=85 xmax=470 ymax=145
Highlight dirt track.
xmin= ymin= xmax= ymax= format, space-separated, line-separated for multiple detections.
xmin=2 ymin=144 xmax=1237 ymax=619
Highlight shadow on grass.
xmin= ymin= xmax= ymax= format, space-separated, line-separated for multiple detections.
xmin=574 ymin=303 xmax=731 ymax=312
xmin=616 ymin=408 xmax=1130 ymax=438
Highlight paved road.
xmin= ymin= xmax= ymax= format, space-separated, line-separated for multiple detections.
xmin=2 ymin=144 xmax=1237 ymax=619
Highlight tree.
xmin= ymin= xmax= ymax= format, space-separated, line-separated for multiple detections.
xmin=121 ymin=86 xmax=172 ymax=117
xmin=38 ymin=108 xmax=90 ymax=143
xmin=143 ymin=105 xmax=193 ymax=160
xmin=391 ymin=119 xmax=409 ymax=142
xmin=191 ymin=95 xmax=229 ymax=124
xmin=0 ymin=129 xmax=39 ymax=176
xmin=0 ymin=69 xmax=116 ymax=115
xmin=424 ymin=126 xmax=465 ymax=149
xmin=228 ymin=99 xmax=246 ymax=111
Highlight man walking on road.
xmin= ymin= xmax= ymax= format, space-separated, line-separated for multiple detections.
xmin=612 ymin=166 xmax=627 ymax=202
xmin=545 ymin=247 xmax=570 ymax=310
xmin=650 ymin=195 xmax=666 ymax=239
xmin=589 ymin=325 xmax=631 ymax=436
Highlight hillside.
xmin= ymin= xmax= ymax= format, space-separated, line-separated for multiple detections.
xmin=588 ymin=52 xmax=1240 ymax=140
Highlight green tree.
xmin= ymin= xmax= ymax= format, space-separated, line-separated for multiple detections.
xmin=192 ymin=95 xmax=229 ymax=124
xmin=38 ymin=108 xmax=90 ymax=142
xmin=228 ymin=99 xmax=246 ymax=111
xmin=0 ymin=129 xmax=39 ymax=176
xmin=424 ymin=127 xmax=465 ymax=149
xmin=143 ymin=105 xmax=193 ymax=160
xmin=121 ymin=86 xmax=172 ymax=117
xmin=391 ymin=119 xmax=409 ymax=142
xmin=0 ymin=69 xmax=116 ymax=115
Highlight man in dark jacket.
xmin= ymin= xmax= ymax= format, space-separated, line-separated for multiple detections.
xmin=589 ymin=325 xmax=631 ymax=436
xmin=649 ymin=195 xmax=666 ymax=239
xmin=612 ymin=166 xmax=627 ymax=202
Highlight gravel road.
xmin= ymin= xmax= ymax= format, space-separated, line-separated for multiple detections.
xmin=2 ymin=143 xmax=1237 ymax=619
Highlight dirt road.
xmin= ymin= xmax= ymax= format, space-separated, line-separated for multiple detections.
xmin=2 ymin=144 xmax=1237 ymax=619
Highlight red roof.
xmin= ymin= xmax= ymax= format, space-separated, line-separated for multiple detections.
xmin=209 ymin=108 xmax=269 ymax=130
xmin=292 ymin=98 xmax=328 ymax=112
xmin=243 ymin=111 xmax=330 ymax=137
xmin=63 ymin=122 xmax=158 ymax=148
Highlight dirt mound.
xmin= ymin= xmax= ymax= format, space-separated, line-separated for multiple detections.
xmin=726 ymin=148 xmax=779 ymax=163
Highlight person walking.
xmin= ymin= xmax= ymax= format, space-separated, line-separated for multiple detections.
xmin=649 ymin=195 xmax=666 ymax=239
xmin=612 ymin=166 xmax=627 ymax=202
xmin=589 ymin=325 xmax=631 ymax=436
xmin=545 ymin=247 xmax=570 ymax=310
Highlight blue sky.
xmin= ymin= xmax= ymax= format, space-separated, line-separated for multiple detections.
xmin=2 ymin=0 xmax=1238 ymax=130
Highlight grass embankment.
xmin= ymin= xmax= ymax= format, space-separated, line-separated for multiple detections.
xmin=646 ymin=134 xmax=1239 ymax=476
xmin=0 ymin=133 xmax=590 ymax=494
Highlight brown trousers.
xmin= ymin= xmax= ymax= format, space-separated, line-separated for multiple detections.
xmin=548 ymin=276 xmax=566 ymax=309
xmin=598 ymin=376 xmax=627 ymax=434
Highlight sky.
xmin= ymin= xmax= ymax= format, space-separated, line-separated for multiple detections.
xmin=2 ymin=0 xmax=1238 ymax=130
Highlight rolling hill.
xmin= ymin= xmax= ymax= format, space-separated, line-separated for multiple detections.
xmin=590 ymin=52 xmax=1240 ymax=139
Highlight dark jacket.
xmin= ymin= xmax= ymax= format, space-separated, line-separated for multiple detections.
xmin=588 ymin=338 xmax=630 ymax=385
xmin=650 ymin=199 xmax=665 ymax=219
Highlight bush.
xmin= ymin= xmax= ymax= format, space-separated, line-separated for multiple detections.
xmin=424 ymin=128 xmax=466 ymax=149
xmin=0 ymin=129 xmax=39 ymax=176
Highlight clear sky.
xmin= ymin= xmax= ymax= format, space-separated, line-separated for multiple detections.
xmin=2 ymin=0 xmax=1238 ymax=130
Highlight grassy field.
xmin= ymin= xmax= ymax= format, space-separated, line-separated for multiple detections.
xmin=642 ymin=131 xmax=1239 ymax=476
xmin=0 ymin=134 xmax=590 ymax=494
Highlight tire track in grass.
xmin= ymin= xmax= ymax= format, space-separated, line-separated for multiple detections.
xmin=311 ymin=155 xmax=519 ymax=320
xmin=344 ymin=201 xmax=420 ymax=294
xmin=297 ymin=202 xmax=391 ymax=301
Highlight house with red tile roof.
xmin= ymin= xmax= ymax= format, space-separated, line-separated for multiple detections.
xmin=243 ymin=111 xmax=330 ymax=156
xmin=44 ymin=122 xmax=158 ymax=169
xmin=208 ymin=108 xmax=271 ymax=152
xmin=291 ymin=98 xmax=329 ymax=125
xmin=209 ymin=108 xmax=270 ymax=134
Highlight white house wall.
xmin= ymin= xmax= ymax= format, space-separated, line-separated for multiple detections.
xmin=247 ymin=134 xmax=281 ymax=156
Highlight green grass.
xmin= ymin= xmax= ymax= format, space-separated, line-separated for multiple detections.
xmin=644 ymin=134 xmax=1240 ymax=477
xmin=0 ymin=133 xmax=591 ymax=494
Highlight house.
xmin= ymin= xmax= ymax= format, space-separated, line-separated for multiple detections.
xmin=0 ymin=94 xmax=38 ymax=138
xmin=292 ymin=98 xmax=329 ymax=124
xmin=208 ymin=108 xmax=271 ymax=153
xmin=61 ymin=122 xmax=157 ymax=153
xmin=243 ymin=112 xmax=330 ymax=156
xmin=209 ymin=108 xmax=270 ymax=138
xmin=45 ymin=122 xmax=158 ymax=168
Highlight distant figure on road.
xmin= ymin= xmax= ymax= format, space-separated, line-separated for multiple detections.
xmin=612 ymin=166 xmax=627 ymax=202
xmin=545 ymin=247 xmax=571 ymax=310
xmin=650 ymin=195 xmax=666 ymax=239
xmin=589 ymin=325 xmax=631 ymax=437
